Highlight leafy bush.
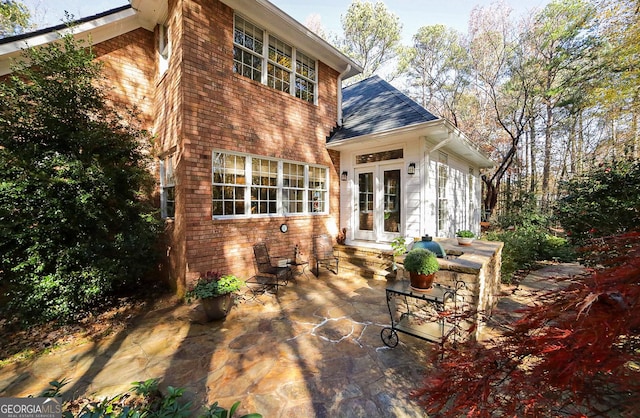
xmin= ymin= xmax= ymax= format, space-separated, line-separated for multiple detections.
xmin=40 ymin=378 xmax=262 ymax=418
xmin=0 ymin=35 xmax=162 ymax=325
xmin=186 ymin=272 xmax=245 ymax=301
xmin=413 ymin=232 xmax=640 ymax=416
xmin=455 ymin=230 xmax=475 ymax=238
xmin=486 ymin=200 xmax=575 ymax=282
xmin=403 ymin=248 xmax=440 ymax=275
xmin=555 ymin=158 xmax=640 ymax=244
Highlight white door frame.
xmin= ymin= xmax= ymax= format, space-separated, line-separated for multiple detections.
xmin=353 ymin=162 xmax=404 ymax=243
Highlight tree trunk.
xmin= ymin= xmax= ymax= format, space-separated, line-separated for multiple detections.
xmin=529 ymin=116 xmax=537 ymax=193
xmin=542 ymin=103 xmax=553 ymax=211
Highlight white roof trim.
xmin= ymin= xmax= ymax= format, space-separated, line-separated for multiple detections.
xmin=0 ymin=8 xmax=142 ymax=76
xmin=327 ymin=119 xmax=494 ymax=168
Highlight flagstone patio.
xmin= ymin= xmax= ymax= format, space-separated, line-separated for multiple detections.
xmin=0 ymin=262 xmax=587 ymax=417
xmin=1 ymin=271 xmax=433 ymax=417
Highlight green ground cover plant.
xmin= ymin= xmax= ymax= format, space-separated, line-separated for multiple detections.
xmin=40 ymin=378 xmax=261 ymax=418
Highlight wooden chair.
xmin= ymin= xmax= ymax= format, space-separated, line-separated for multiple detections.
xmin=313 ymin=234 xmax=339 ymax=275
xmin=247 ymin=242 xmax=292 ymax=295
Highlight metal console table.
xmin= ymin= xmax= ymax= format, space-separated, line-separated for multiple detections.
xmin=381 ymin=280 xmax=464 ymax=348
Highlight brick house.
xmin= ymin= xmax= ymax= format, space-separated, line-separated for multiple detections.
xmin=0 ymin=0 xmax=491 ymax=293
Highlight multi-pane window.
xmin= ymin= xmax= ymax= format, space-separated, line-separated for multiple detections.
xmin=251 ymin=158 xmax=278 ymax=214
xmin=160 ymin=154 xmax=175 ymax=218
xmin=283 ymin=162 xmax=305 ymax=213
xmin=267 ymin=36 xmax=292 ymax=93
xmin=468 ymin=167 xmax=475 ymax=228
xmin=233 ymin=15 xmax=263 ymax=82
xmin=233 ymin=14 xmax=317 ymax=103
xmin=212 ymin=153 xmax=247 ymax=216
xmin=437 ymin=152 xmax=449 ymax=232
xmin=212 ymin=152 xmax=327 ymax=218
xmin=295 ymin=51 xmax=316 ymax=102
xmin=308 ymin=166 xmax=327 ymax=213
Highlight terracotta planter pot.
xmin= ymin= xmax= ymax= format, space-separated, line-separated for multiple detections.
xmin=409 ymin=271 xmax=436 ymax=289
xmin=201 ymin=293 xmax=233 ymax=321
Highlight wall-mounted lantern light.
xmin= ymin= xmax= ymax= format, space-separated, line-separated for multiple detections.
xmin=341 ymin=171 xmax=348 ymax=181
xmin=407 ymin=162 xmax=416 ymax=175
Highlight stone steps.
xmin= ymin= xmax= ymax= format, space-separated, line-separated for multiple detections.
xmin=334 ymin=245 xmax=395 ymax=281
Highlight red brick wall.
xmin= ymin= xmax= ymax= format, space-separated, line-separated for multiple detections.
xmin=93 ymin=28 xmax=156 ymax=131
xmin=176 ymin=0 xmax=342 ymax=285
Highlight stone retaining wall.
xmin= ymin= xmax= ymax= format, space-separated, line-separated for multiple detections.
xmin=397 ymin=238 xmax=503 ymax=341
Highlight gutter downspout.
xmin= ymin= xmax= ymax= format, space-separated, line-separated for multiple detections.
xmin=336 ymin=64 xmax=351 ymax=126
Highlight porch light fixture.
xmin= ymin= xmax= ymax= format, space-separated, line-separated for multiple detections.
xmin=341 ymin=171 xmax=348 ymax=181
xmin=407 ymin=162 xmax=416 ymax=175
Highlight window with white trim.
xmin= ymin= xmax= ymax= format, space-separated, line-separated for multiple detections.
xmin=251 ymin=158 xmax=278 ymax=214
xmin=233 ymin=14 xmax=317 ymax=104
xmin=468 ymin=167 xmax=475 ymax=228
xmin=158 ymin=23 xmax=170 ymax=76
xmin=283 ymin=162 xmax=305 ymax=213
xmin=212 ymin=153 xmax=246 ymax=216
xmin=437 ymin=152 xmax=449 ymax=232
xmin=212 ymin=151 xmax=328 ymax=218
xmin=160 ymin=154 xmax=175 ymax=218
xmin=308 ymin=166 xmax=327 ymax=213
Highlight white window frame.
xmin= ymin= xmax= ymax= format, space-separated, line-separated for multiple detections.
xmin=160 ymin=154 xmax=175 ymax=219
xmin=212 ymin=151 xmax=328 ymax=219
xmin=158 ymin=23 xmax=170 ymax=76
xmin=437 ymin=152 xmax=449 ymax=233
xmin=233 ymin=14 xmax=318 ymax=104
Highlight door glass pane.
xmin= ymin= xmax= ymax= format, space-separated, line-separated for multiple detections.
xmin=358 ymin=172 xmax=374 ymax=231
xmin=384 ymin=170 xmax=400 ymax=233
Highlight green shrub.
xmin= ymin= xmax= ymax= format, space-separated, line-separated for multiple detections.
xmin=403 ymin=248 xmax=440 ymax=275
xmin=0 ymin=35 xmax=162 ymax=325
xmin=555 ymin=158 xmax=640 ymax=244
xmin=40 ymin=378 xmax=262 ymax=418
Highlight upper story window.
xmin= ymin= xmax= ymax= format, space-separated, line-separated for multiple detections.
xmin=158 ymin=23 xmax=170 ymax=76
xmin=233 ymin=14 xmax=317 ymax=104
xmin=212 ymin=151 xmax=328 ymax=218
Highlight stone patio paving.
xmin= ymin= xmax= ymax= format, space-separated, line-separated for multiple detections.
xmin=1 ymin=271 xmax=433 ymax=417
xmin=0 ymin=262 xmax=587 ymax=417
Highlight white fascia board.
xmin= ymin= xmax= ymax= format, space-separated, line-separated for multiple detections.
xmin=0 ymin=8 xmax=142 ymax=76
xmin=219 ymin=0 xmax=362 ymax=79
xmin=327 ymin=119 xmax=494 ymax=168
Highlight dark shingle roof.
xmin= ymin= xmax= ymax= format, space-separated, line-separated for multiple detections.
xmin=328 ymin=75 xmax=438 ymax=143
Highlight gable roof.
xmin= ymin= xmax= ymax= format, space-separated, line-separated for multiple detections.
xmin=328 ymin=75 xmax=438 ymax=142
xmin=328 ymin=75 xmax=494 ymax=168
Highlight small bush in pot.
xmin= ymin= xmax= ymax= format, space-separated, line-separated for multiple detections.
xmin=187 ymin=272 xmax=244 ymax=320
xmin=456 ymin=230 xmax=475 ymax=238
xmin=456 ymin=230 xmax=475 ymax=246
xmin=403 ymin=248 xmax=440 ymax=289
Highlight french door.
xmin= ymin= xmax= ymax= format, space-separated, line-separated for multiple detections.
xmin=354 ymin=164 xmax=402 ymax=242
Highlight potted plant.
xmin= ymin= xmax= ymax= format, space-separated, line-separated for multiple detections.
xmin=456 ymin=230 xmax=475 ymax=246
xmin=186 ymin=272 xmax=245 ymax=321
xmin=390 ymin=236 xmax=408 ymax=270
xmin=403 ymin=248 xmax=440 ymax=290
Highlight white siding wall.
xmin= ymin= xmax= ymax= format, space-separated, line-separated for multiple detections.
xmin=338 ymin=135 xmax=484 ymax=244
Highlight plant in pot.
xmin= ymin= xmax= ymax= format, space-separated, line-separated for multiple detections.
xmin=186 ymin=272 xmax=245 ymax=321
xmin=403 ymin=248 xmax=440 ymax=290
xmin=456 ymin=230 xmax=475 ymax=246
xmin=390 ymin=236 xmax=408 ymax=270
